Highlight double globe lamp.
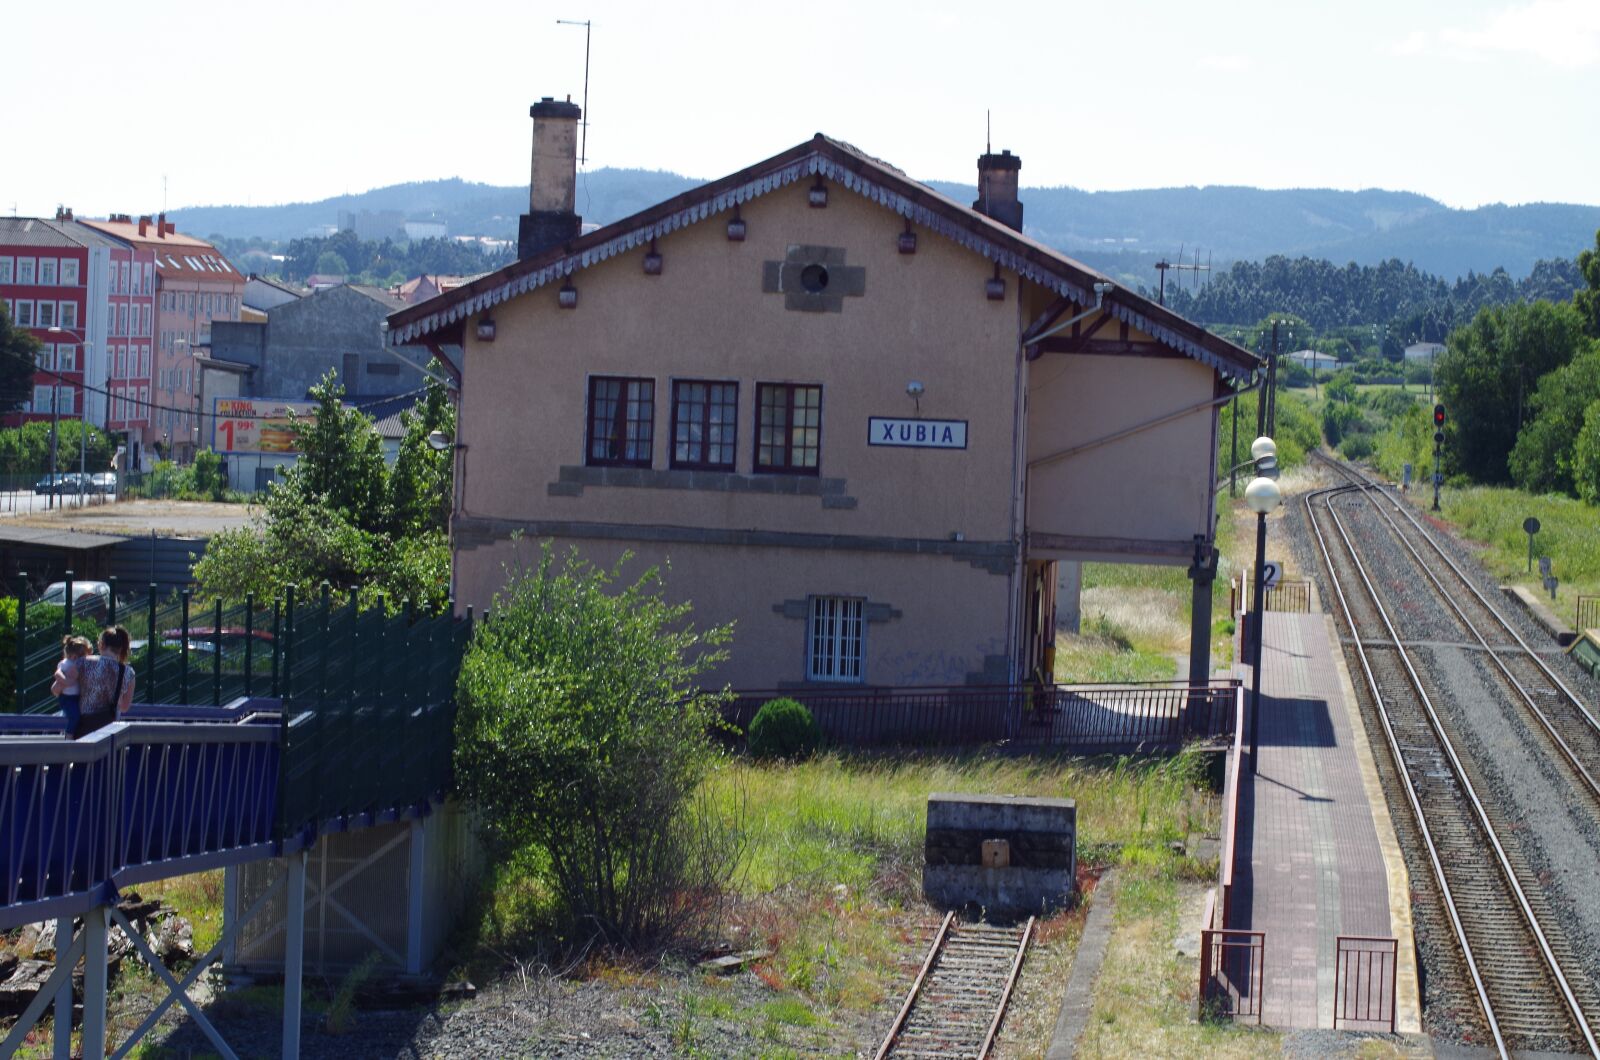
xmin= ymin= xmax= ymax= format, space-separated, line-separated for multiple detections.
xmin=1244 ymin=437 xmax=1281 ymax=773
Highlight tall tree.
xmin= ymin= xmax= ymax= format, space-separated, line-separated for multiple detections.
xmin=1508 ymin=345 xmax=1600 ymax=495
xmin=387 ymin=373 xmax=455 ymax=536
xmin=0 ymin=304 xmax=41 ymax=416
xmin=285 ymin=372 xmax=389 ymax=531
xmin=1577 ymin=229 xmax=1600 ymax=338
xmin=1436 ymin=301 xmax=1588 ymax=483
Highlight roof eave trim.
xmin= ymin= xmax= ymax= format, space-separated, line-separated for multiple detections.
xmin=388 ymin=151 xmax=1253 ymax=378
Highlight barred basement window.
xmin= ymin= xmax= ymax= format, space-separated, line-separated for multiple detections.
xmin=586 ymin=376 xmax=655 ymax=467
xmin=807 ymin=596 xmax=864 ymax=683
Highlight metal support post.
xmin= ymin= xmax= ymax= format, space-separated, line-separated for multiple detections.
xmin=282 ymin=850 xmax=307 ymax=1059
xmin=1440 ymin=445 xmax=1452 ymax=515
xmin=1249 ymin=512 xmax=1269 ymax=773
xmin=82 ymin=906 xmax=107 ymax=1060
xmin=406 ymin=816 xmax=426 ymax=975
xmin=1187 ymin=536 xmax=1218 ymax=725
xmin=1229 ymin=392 xmax=1239 ymax=498
xmin=52 ymin=916 xmax=72 ymax=1060
xmin=146 ymin=586 xmax=159 ymax=702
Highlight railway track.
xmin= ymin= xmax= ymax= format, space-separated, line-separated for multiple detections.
xmin=1305 ymin=466 xmax=1600 ymax=1057
xmin=874 ymin=913 xmax=1033 ymax=1060
xmin=1319 ymin=454 xmax=1600 ymax=809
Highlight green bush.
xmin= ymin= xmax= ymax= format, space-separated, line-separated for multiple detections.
xmin=747 ymin=698 xmax=821 ymax=759
xmin=453 ymin=544 xmax=739 ymax=948
xmin=1340 ymin=433 xmax=1375 ymax=461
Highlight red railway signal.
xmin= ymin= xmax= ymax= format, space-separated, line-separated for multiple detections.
xmin=1434 ymin=404 xmax=1446 ymax=427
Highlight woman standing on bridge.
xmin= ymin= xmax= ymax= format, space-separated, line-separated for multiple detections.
xmin=54 ymin=626 xmax=136 ymax=738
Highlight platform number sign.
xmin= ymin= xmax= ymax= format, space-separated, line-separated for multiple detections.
xmin=1262 ymin=561 xmax=1283 ymax=590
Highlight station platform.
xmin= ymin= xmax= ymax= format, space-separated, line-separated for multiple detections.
xmin=1232 ymin=611 xmax=1422 ymax=1032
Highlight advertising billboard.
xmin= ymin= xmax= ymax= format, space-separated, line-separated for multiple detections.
xmin=211 ymin=398 xmax=317 ymax=455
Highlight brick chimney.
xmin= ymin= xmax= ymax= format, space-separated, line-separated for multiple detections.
xmin=517 ymin=96 xmax=583 ymax=261
xmin=138 ymin=216 xmax=151 ymax=236
xmin=157 ymin=213 xmax=170 ymax=237
xmin=973 ymin=149 xmax=1023 ymax=232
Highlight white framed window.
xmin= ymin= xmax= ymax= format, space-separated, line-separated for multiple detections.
xmin=15 ymin=301 xmax=33 ymax=327
xmin=3 ymin=299 xmax=12 ymax=319
xmin=17 ymin=258 xmax=36 ymax=284
xmin=141 ymin=304 xmax=151 ymax=336
xmin=116 ymin=347 xmax=127 ymax=377
xmin=0 ymin=258 xmax=12 ymax=283
xmin=106 ymin=304 xmax=114 ymax=332
xmin=36 ymin=302 xmax=54 ymax=328
xmin=807 ymin=596 xmax=865 ymax=683
xmin=57 ymin=345 xmax=74 ymax=372
xmin=58 ymin=301 xmax=77 ymax=329
xmin=37 ymin=344 xmax=54 ymax=371
xmin=61 ymin=259 xmax=78 ymax=286
xmin=119 ymin=261 xmax=130 ymax=294
xmin=39 ymin=259 xmax=57 ymax=285
xmin=117 ymin=303 xmax=127 ymax=336
xmin=33 ymin=386 xmax=53 ymax=412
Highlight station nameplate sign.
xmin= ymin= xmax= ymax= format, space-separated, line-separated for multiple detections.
xmin=868 ymin=417 xmax=968 ymax=450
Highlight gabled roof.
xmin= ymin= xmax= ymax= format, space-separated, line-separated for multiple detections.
xmin=386 ymin=135 xmax=1259 ymax=379
xmin=78 ymin=219 xmax=242 ymax=282
xmin=0 ymin=218 xmax=83 ymax=249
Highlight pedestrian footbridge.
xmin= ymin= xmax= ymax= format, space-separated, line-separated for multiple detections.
xmin=1 ymin=578 xmax=467 ymax=1059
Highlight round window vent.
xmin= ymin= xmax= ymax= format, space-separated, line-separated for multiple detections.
xmin=800 ymin=264 xmax=830 ymax=293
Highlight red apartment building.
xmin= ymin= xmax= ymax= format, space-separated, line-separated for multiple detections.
xmin=0 ymin=215 xmax=162 ymax=468
xmin=1 ymin=218 xmax=90 ymax=429
xmin=80 ymin=214 xmax=244 ymax=461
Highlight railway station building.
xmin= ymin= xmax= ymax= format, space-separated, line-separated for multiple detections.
xmin=386 ymin=100 xmax=1259 ymax=692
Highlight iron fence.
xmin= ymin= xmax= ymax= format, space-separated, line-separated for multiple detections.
xmin=1577 ymin=594 xmax=1600 ymax=633
xmin=1333 ymin=935 xmax=1398 ymax=1032
xmin=1233 ymin=577 xmax=1313 ymax=615
xmin=726 ymin=680 xmax=1240 ymax=750
xmin=1200 ymin=929 xmax=1265 ymax=1023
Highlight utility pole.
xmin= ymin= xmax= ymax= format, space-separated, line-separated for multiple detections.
xmin=47 ymin=381 xmax=59 ymax=511
xmin=1268 ymin=321 xmax=1280 ymax=438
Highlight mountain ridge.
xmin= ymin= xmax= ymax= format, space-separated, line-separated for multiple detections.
xmin=168 ymin=172 xmax=1600 ymax=283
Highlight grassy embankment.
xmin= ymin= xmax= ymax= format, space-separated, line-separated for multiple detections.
xmin=465 ymin=750 xmax=1223 ymax=1058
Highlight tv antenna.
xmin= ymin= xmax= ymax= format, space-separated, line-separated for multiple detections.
xmin=1153 ymin=244 xmax=1210 ymax=305
xmin=557 ymin=18 xmax=592 ymax=166
xmin=986 ymin=109 xmax=991 ymax=153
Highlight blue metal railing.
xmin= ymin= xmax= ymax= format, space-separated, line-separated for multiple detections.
xmin=0 ymin=706 xmax=280 ymax=930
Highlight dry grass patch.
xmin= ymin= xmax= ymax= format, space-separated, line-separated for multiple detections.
xmin=1076 ymin=877 xmax=1279 ymax=1059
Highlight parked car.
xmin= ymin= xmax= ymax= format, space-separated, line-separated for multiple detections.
xmin=33 ymin=473 xmax=84 ymax=495
xmin=90 ymin=473 xmax=117 ymax=494
xmin=37 ymin=580 xmax=113 ymax=622
xmin=158 ymin=627 xmax=275 ymax=662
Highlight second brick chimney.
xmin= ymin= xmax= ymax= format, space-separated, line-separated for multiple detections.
xmin=973 ymin=149 xmax=1023 ymax=232
xmin=517 ymin=96 xmax=583 ymax=261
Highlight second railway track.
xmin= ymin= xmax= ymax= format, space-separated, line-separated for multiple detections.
xmin=874 ymin=913 xmax=1032 ymax=1060
xmin=1306 ymin=461 xmax=1600 ymax=1057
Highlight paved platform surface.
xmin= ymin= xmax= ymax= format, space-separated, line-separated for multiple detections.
xmin=1233 ymin=611 xmax=1419 ymax=1031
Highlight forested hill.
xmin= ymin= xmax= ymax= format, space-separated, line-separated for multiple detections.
xmin=1161 ymin=255 xmax=1586 ymax=337
xmin=172 ymin=172 xmax=1600 ymax=283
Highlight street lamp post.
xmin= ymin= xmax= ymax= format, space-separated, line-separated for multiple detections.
xmin=1244 ymin=436 xmax=1282 ymax=775
xmin=46 ymin=327 xmax=93 ymax=510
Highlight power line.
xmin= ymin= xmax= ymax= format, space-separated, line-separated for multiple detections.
xmin=2 ymin=343 xmax=432 ymax=426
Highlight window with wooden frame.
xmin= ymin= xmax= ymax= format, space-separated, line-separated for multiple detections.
xmin=670 ymin=379 xmax=738 ymax=470
xmin=755 ymin=383 xmax=822 ymax=474
xmin=586 ymin=376 xmax=656 ymax=467
xmin=807 ymin=595 xmax=864 ymax=683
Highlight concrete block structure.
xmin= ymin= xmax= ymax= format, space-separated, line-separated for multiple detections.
xmin=923 ymin=792 xmax=1077 ymax=915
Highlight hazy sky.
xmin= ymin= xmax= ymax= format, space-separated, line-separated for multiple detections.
xmin=7 ymin=0 xmax=1598 ymax=217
